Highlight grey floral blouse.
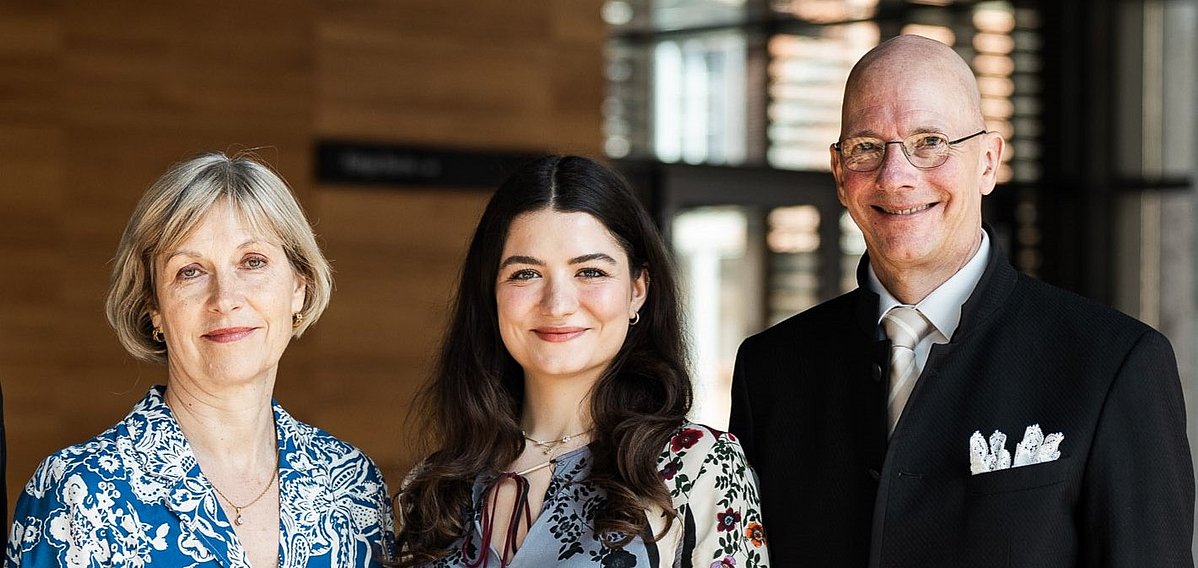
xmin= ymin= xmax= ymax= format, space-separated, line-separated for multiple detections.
xmin=425 ymin=423 xmax=769 ymax=567
xmin=6 ymin=386 xmax=395 ymax=567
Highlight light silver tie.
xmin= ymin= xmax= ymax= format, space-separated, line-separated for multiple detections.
xmin=881 ymin=306 xmax=933 ymax=435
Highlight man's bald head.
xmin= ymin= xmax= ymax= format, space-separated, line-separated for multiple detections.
xmin=842 ymin=35 xmax=984 ymax=132
xmin=831 ymin=34 xmax=1004 ymax=303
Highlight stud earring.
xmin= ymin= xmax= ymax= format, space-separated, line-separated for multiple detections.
xmin=292 ymin=312 xmax=304 ymax=329
xmin=152 ymin=328 xmax=165 ymax=343
xmin=629 ymin=312 xmax=640 ymax=326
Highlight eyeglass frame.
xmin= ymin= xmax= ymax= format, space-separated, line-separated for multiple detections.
xmin=831 ymin=130 xmax=989 ymax=172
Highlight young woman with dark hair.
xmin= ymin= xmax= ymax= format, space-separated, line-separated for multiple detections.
xmin=396 ymin=155 xmax=769 ymax=567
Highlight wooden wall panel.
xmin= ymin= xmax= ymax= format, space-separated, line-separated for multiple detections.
xmin=315 ymin=1 xmax=604 ymax=153
xmin=0 ymin=4 xmax=59 ymax=125
xmin=0 ymin=126 xmax=62 ymax=372
xmin=0 ymin=0 xmax=606 ymax=516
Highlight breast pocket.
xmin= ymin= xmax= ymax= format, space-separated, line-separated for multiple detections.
xmin=963 ymin=457 xmax=1077 ymax=567
xmin=965 ymin=456 xmax=1071 ymax=496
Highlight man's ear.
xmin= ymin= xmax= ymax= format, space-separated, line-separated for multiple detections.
xmin=831 ymin=145 xmax=849 ymax=206
xmin=979 ymin=132 xmax=1005 ymax=196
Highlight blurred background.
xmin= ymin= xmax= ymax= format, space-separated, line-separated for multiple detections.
xmin=0 ymin=0 xmax=1196 ymax=551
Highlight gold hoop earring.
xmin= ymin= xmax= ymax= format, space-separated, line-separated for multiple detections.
xmin=292 ymin=312 xmax=304 ymax=329
xmin=151 ymin=328 xmax=165 ymax=343
xmin=629 ymin=312 xmax=640 ymax=326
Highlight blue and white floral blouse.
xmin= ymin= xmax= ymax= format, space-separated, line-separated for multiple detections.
xmin=6 ymin=386 xmax=395 ymax=567
xmin=424 ymin=423 xmax=769 ymax=568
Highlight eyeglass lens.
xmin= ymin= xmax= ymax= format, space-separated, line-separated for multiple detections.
xmin=838 ymin=133 xmax=953 ymax=171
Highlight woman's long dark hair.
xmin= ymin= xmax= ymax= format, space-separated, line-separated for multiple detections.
xmin=395 ymin=155 xmax=692 ymax=564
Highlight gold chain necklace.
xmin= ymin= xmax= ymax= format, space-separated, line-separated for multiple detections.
xmin=521 ymin=428 xmax=592 ymax=456
xmin=210 ymin=447 xmax=280 ymax=527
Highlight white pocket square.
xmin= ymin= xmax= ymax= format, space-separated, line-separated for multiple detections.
xmin=969 ymin=424 xmax=1063 ymax=475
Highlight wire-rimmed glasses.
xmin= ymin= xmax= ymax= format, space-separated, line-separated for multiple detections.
xmin=832 ymin=130 xmax=988 ymax=172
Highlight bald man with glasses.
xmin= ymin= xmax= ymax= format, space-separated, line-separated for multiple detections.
xmin=730 ymin=35 xmax=1194 ymax=567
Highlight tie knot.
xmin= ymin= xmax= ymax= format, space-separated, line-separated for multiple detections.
xmin=882 ymin=306 xmax=932 ymax=350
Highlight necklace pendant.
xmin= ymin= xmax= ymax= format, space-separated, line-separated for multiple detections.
xmin=234 ymin=513 xmax=244 ymax=526
xmin=542 ymin=448 xmax=552 ymax=456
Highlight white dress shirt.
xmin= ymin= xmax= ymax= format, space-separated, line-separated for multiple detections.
xmin=869 ymin=230 xmax=990 ymax=372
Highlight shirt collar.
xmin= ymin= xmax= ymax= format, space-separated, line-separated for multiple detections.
xmin=869 ymin=229 xmax=990 ymax=341
xmin=121 ymin=385 xmax=305 ymax=482
xmin=118 ymin=385 xmax=315 ymax=565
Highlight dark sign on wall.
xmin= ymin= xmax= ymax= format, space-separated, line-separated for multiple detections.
xmin=316 ymin=141 xmax=544 ymax=188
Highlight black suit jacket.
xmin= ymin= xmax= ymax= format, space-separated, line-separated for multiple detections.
xmin=730 ymin=236 xmax=1194 ymax=567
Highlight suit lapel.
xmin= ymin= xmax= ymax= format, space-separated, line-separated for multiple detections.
xmin=949 ymin=226 xmax=1018 ymax=344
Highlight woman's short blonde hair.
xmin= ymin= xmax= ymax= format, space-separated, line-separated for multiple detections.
xmin=106 ymin=152 xmax=333 ymax=364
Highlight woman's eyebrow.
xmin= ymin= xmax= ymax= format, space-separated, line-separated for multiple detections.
xmin=499 ymin=255 xmax=543 ymax=268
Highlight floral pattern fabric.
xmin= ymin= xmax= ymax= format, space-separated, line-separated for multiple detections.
xmin=425 ymin=423 xmax=768 ymax=567
xmin=6 ymin=386 xmax=395 ymax=567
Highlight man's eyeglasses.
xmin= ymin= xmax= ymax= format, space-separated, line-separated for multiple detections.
xmin=832 ymin=130 xmax=988 ymax=172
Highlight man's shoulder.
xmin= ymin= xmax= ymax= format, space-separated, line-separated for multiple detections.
xmin=744 ymin=289 xmax=865 ymax=347
xmin=1015 ymin=274 xmax=1158 ymax=337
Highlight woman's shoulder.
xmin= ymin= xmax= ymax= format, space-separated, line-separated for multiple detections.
xmin=19 ymin=388 xmax=191 ymax=500
xmin=19 ymin=425 xmax=126 ymax=502
xmin=273 ymin=405 xmax=394 ymax=539
xmin=38 ymin=390 xmax=166 ymax=472
xmin=656 ymin=422 xmax=744 ymax=483
xmin=44 ymin=432 xmax=121 ymax=469
xmin=656 ymin=422 xmax=751 ymax=497
xmin=657 ymin=422 xmax=744 ymax=466
xmin=274 ymin=404 xmax=385 ymax=476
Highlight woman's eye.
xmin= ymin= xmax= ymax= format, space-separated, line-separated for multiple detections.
xmin=178 ymin=266 xmax=202 ymax=280
xmin=508 ymin=269 xmax=539 ymax=281
xmin=243 ymin=255 xmax=268 ymax=269
xmin=578 ymin=268 xmax=609 ymax=278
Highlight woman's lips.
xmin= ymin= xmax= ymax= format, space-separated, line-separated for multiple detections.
xmin=533 ymin=327 xmax=587 ymax=342
xmin=202 ymin=327 xmax=257 ymax=343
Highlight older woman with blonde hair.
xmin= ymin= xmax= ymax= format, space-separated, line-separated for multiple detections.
xmin=8 ymin=152 xmax=394 ymax=566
